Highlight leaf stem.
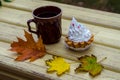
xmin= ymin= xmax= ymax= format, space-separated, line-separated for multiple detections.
xmin=98 ymin=57 xmax=107 ymax=63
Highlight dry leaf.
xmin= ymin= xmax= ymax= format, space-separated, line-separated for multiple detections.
xmin=75 ymin=55 xmax=103 ymax=77
xmin=10 ymin=30 xmax=46 ymax=62
xmin=46 ymin=56 xmax=70 ymax=76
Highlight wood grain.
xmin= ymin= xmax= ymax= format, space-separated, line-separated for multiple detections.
xmin=0 ymin=70 xmax=30 ymax=80
xmin=0 ymin=22 xmax=120 ymax=73
xmin=0 ymin=0 xmax=120 ymax=79
xmin=0 ymin=8 xmax=120 ymax=49
xmin=2 ymin=0 xmax=120 ymax=30
xmin=0 ymin=42 xmax=120 ymax=80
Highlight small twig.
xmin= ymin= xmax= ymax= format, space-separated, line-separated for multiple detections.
xmin=98 ymin=57 xmax=107 ymax=63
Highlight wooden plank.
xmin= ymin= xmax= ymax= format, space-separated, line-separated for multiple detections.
xmin=0 ymin=70 xmax=29 ymax=80
xmin=0 ymin=0 xmax=119 ymax=80
xmin=62 ymin=20 xmax=120 ymax=49
xmin=0 ymin=43 xmax=84 ymax=80
xmin=0 ymin=7 xmax=32 ymax=27
xmin=0 ymin=43 xmax=83 ymax=80
xmin=2 ymin=0 xmax=120 ymax=30
xmin=0 ymin=7 xmax=120 ymax=49
xmin=0 ymin=42 xmax=120 ymax=80
xmin=0 ymin=22 xmax=120 ymax=73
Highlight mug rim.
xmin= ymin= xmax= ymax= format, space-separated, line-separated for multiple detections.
xmin=32 ymin=5 xmax=62 ymax=19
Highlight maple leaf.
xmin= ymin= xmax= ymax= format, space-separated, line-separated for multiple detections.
xmin=46 ymin=56 xmax=70 ymax=76
xmin=75 ymin=55 xmax=103 ymax=77
xmin=10 ymin=30 xmax=46 ymax=62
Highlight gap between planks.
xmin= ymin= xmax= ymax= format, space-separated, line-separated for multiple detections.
xmin=0 ymin=22 xmax=120 ymax=73
xmin=0 ymin=70 xmax=30 ymax=80
xmin=0 ymin=7 xmax=120 ymax=49
xmin=0 ymin=48 xmax=96 ymax=80
xmin=2 ymin=0 xmax=120 ymax=30
xmin=0 ymin=42 xmax=120 ymax=80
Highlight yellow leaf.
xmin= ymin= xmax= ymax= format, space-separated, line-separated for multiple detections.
xmin=46 ymin=56 xmax=70 ymax=76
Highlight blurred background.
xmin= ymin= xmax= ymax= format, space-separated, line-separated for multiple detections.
xmin=47 ymin=0 xmax=120 ymax=14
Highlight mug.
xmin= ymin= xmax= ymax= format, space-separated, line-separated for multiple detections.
xmin=27 ymin=6 xmax=62 ymax=44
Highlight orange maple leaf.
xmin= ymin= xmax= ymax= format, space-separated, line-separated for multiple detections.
xmin=10 ymin=30 xmax=46 ymax=62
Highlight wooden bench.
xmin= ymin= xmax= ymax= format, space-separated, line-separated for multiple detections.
xmin=0 ymin=0 xmax=120 ymax=80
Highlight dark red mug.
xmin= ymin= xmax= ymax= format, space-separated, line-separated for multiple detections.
xmin=27 ymin=6 xmax=62 ymax=44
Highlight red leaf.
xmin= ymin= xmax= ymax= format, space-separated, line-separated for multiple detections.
xmin=10 ymin=30 xmax=46 ymax=61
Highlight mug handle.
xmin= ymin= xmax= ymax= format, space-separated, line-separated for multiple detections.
xmin=27 ymin=19 xmax=37 ymax=34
